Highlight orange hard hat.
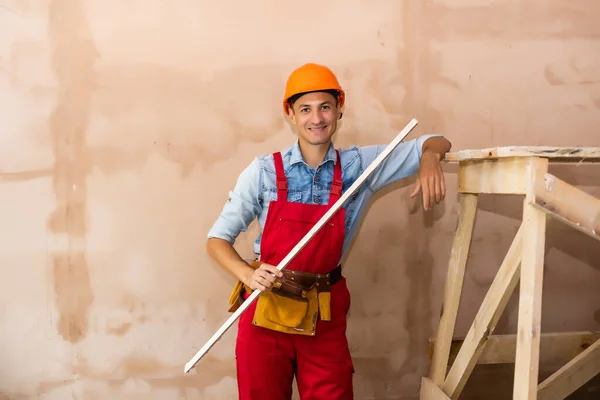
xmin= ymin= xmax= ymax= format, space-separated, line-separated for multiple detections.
xmin=282 ymin=63 xmax=345 ymax=114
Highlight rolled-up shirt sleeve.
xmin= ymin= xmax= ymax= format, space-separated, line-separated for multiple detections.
xmin=207 ymin=157 xmax=263 ymax=244
xmin=364 ymin=134 xmax=444 ymax=193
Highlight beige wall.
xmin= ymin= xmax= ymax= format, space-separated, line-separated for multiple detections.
xmin=1 ymin=0 xmax=599 ymax=399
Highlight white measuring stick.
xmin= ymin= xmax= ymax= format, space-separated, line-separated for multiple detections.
xmin=184 ymin=118 xmax=418 ymax=373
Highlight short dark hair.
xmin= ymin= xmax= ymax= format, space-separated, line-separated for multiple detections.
xmin=288 ymin=89 xmax=340 ymax=110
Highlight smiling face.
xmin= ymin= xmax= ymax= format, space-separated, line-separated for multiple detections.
xmin=287 ymin=91 xmax=342 ymax=147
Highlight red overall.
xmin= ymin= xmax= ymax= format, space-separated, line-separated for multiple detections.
xmin=235 ymin=150 xmax=354 ymax=400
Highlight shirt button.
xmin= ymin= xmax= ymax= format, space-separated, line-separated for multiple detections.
xmin=314 ymin=196 xmax=321 ymax=204
xmin=314 ymin=175 xmax=319 ymax=182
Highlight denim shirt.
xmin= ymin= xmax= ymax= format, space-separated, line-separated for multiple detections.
xmin=207 ymin=134 xmax=442 ymax=262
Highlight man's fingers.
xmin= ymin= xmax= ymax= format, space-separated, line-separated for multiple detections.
xmin=441 ymin=170 xmax=446 ymax=198
xmin=255 ymin=281 xmax=268 ymax=292
xmin=434 ymin=174 xmax=442 ymax=204
xmin=429 ymin=176 xmax=436 ymax=209
xmin=257 ymin=271 xmax=276 ymax=284
xmin=255 ymin=275 xmax=273 ymax=290
xmin=251 ymin=263 xmax=284 ymax=292
xmin=410 ymin=180 xmax=421 ymax=198
xmin=422 ymin=179 xmax=430 ymax=210
xmin=261 ymin=264 xmax=282 ymax=278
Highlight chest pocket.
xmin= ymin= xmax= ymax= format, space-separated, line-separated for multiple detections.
xmin=265 ymin=189 xmax=303 ymax=203
xmin=287 ymin=191 xmax=303 ymax=203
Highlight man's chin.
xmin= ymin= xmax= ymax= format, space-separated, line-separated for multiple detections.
xmin=307 ymin=137 xmax=332 ymax=146
xmin=306 ymin=129 xmax=333 ymax=142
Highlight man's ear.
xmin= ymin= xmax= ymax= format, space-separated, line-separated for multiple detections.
xmin=287 ymin=107 xmax=296 ymax=123
xmin=336 ymin=102 xmax=343 ymax=120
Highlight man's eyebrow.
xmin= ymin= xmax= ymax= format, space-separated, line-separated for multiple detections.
xmin=298 ymin=101 xmax=332 ymax=107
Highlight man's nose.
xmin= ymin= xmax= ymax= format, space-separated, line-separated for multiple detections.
xmin=310 ymin=110 xmax=324 ymax=124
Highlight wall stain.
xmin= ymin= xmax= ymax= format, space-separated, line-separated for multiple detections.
xmin=47 ymin=0 xmax=98 ymax=343
xmin=36 ymin=378 xmax=77 ymax=397
xmin=106 ymin=322 xmax=132 ymax=336
xmin=544 ymin=65 xmax=565 ymax=86
xmin=0 ymin=393 xmax=28 ymax=400
xmin=104 ymin=294 xmax=150 ymax=336
xmin=396 ymin=217 xmax=434 ymax=384
xmin=424 ymin=1 xmax=600 ymax=40
xmin=395 ymin=0 xmax=449 ymax=135
xmin=90 ymin=146 xmax=149 ymax=175
xmin=89 ymin=64 xmax=284 ymax=176
xmin=34 ymin=355 xmax=235 ymax=396
xmin=544 ymin=64 xmax=600 ymax=86
xmin=52 ymin=253 xmax=94 ymax=342
xmin=0 ymin=169 xmax=53 ymax=182
xmin=75 ymin=356 xmax=234 ymax=396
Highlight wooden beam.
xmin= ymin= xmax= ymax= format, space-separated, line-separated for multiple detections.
xmin=429 ymin=194 xmax=479 ymax=386
xmin=421 ymin=378 xmax=451 ymax=400
xmin=424 ymin=147 xmax=600 ymax=400
xmin=538 ymin=338 xmax=600 ymax=400
xmin=446 ymin=146 xmax=600 ymax=162
xmin=458 ymin=158 xmax=530 ymax=194
xmin=530 ymin=172 xmax=600 ymax=241
xmin=442 ymin=225 xmax=523 ymax=399
xmin=428 ymin=331 xmax=600 ymax=366
xmin=514 ymin=157 xmax=549 ymax=400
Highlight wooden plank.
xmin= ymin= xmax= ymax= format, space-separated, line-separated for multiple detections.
xmin=514 ymin=157 xmax=549 ymax=400
xmin=421 ymin=377 xmax=451 ymax=400
xmin=429 ymin=331 xmax=600 ymax=366
xmin=445 ymin=146 xmax=600 ymax=162
xmin=530 ymin=172 xmax=600 ymax=241
xmin=458 ymin=158 xmax=530 ymax=194
xmin=442 ymin=225 xmax=523 ymax=399
xmin=429 ymin=193 xmax=479 ymax=385
xmin=538 ymin=338 xmax=600 ymax=400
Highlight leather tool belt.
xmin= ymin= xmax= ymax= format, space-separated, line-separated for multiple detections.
xmin=228 ymin=261 xmax=342 ymax=336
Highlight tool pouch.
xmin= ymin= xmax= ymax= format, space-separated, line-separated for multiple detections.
xmin=227 ymin=261 xmax=332 ymax=336
xmin=227 ymin=280 xmax=246 ymax=313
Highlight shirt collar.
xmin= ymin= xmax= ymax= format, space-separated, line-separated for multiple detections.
xmin=289 ymin=140 xmax=337 ymax=167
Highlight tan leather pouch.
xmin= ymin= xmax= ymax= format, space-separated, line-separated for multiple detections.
xmin=227 ymin=261 xmax=330 ymax=336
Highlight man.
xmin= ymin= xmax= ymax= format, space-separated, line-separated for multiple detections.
xmin=206 ymin=63 xmax=451 ymax=399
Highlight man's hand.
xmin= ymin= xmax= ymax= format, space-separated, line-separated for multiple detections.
xmin=243 ymin=262 xmax=283 ymax=292
xmin=410 ymin=151 xmax=446 ymax=211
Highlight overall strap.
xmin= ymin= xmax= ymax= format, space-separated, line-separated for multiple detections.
xmin=272 ymin=152 xmax=288 ymax=203
xmin=328 ymin=150 xmax=342 ymax=205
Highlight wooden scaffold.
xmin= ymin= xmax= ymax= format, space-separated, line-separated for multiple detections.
xmin=421 ymin=146 xmax=600 ymax=400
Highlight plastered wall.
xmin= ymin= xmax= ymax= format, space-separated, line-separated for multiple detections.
xmin=1 ymin=1 xmax=599 ymax=399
